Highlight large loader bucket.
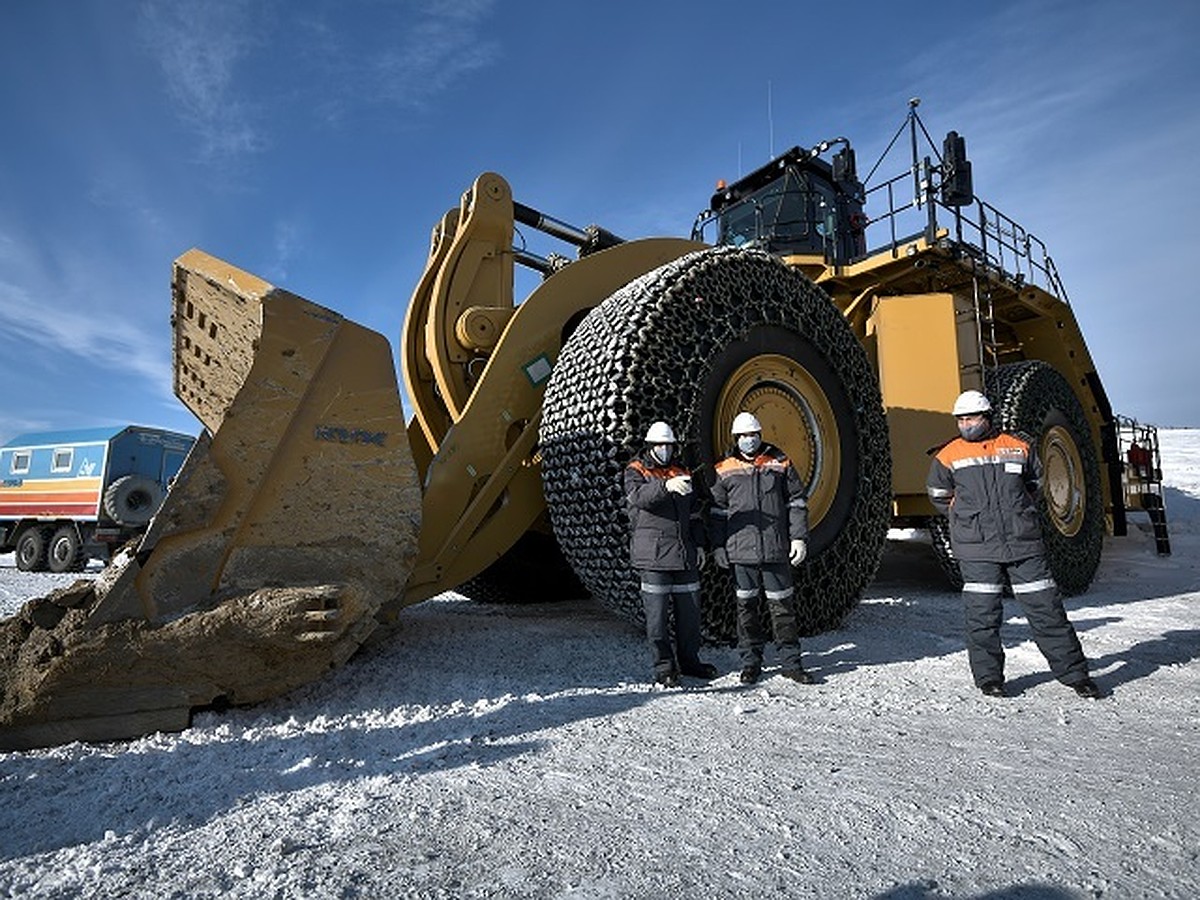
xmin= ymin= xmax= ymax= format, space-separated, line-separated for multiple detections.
xmin=0 ymin=250 xmax=420 ymax=751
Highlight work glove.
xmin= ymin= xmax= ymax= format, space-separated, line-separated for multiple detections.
xmin=695 ymin=548 xmax=707 ymax=569
xmin=789 ymin=539 xmax=807 ymax=566
xmin=713 ymin=547 xmax=729 ymax=569
xmin=665 ymin=475 xmax=692 ymax=495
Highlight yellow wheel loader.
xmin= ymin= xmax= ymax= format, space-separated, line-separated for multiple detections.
xmin=0 ymin=104 xmax=1153 ymax=750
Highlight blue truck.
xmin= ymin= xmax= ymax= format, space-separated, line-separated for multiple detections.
xmin=0 ymin=425 xmax=196 ymax=572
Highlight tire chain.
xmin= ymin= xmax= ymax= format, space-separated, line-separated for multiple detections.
xmin=927 ymin=515 xmax=964 ymax=590
xmin=539 ymin=246 xmax=891 ymax=642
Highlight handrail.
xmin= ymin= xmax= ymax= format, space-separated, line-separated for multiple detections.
xmin=861 ymin=167 xmax=1067 ymax=300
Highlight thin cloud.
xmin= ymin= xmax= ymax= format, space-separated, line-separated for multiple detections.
xmin=266 ymin=217 xmax=304 ymax=283
xmin=293 ymin=1 xmax=501 ymax=120
xmin=0 ymin=236 xmax=175 ymax=400
xmin=896 ymin=0 xmax=1189 ymax=171
xmin=0 ymin=282 xmax=172 ymax=391
xmin=137 ymin=0 xmax=266 ymax=161
xmin=369 ymin=1 xmax=500 ymax=110
xmin=137 ymin=1 xmax=500 ymax=158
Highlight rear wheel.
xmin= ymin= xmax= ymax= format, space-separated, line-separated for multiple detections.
xmin=989 ymin=361 xmax=1103 ymax=594
xmin=47 ymin=525 xmax=87 ymax=573
xmin=928 ymin=515 xmax=963 ymax=590
xmin=539 ymin=246 xmax=891 ymax=640
xmin=15 ymin=527 xmax=52 ymax=573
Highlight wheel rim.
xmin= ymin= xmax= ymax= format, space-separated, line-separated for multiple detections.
xmin=713 ymin=354 xmax=841 ymax=525
xmin=1041 ymin=423 xmax=1085 ymax=537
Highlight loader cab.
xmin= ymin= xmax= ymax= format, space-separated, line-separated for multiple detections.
xmin=708 ymin=143 xmax=866 ymax=265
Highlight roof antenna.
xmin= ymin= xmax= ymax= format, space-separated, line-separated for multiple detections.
xmin=767 ymin=80 xmax=775 ymax=159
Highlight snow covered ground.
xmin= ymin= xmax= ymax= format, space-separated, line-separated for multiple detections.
xmin=1 ymin=431 xmax=1198 ymax=899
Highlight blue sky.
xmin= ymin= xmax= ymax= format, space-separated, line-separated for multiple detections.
xmin=1 ymin=0 xmax=1198 ymax=449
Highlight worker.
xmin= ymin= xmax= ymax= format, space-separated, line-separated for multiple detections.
xmin=927 ymin=390 xmax=1101 ymax=699
xmin=710 ymin=412 xmax=813 ymax=685
xmin=624 ymin=421 xmax=718 ymax=687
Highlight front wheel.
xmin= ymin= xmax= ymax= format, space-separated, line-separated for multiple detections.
xmin=15 ymin=527 xmax=52 ymax=573
xmin=540 ymin=246 xmax=891 ymax=640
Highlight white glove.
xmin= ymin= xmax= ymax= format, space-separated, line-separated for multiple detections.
xmin=695 ymin=548 xmax=707 ymax=569
xmin=789 ymin=539 xmax=807 ymax=566
xmin=713 ymin=547 xmax=729 ymax=569
xmin=665 ymin=475 xmax=692 ymax=495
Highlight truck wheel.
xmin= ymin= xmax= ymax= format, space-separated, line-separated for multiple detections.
xmin=47 ymin=525 xmax=87 ymax=573
xmin=540 ymin=246 xmax=891 ymax=640
xmin=987 ymin=361 xmax=1103 ymax=594
xmin=15 ymin=527 xmax=52 ymax=573
xmin=928 ymin=515 xmax=964 ymax=590
xmin=103 ymin=476 xmax=164 ymax=528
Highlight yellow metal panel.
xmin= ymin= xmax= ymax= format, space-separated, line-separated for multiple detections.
xmin=871 ymin=292 xmax=975 ymax=499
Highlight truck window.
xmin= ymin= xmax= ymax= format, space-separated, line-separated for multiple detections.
xmin=717 ymin=171 xmax=817 ymax=252
xmin=52 ymin=448 xmax=74 ymax=473
xmin=10 ymin=451 xmax=31 ymax=475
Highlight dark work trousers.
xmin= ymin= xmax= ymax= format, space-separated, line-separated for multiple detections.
xmin=959 ymin=555 xmax=1089 ymax=687
xmin=639 ymin=569 xmax=704 ymax=677
xmin=732 ymin=562 xmax=802 ymax=671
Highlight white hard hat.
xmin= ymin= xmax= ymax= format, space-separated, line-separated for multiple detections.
xmin=644 ymin=421 xmax=677 ymax=443
xmin=952 ymin=390 xmax=992 ymax=417
xmin=731 ymin=412 xmax=763 ymax=435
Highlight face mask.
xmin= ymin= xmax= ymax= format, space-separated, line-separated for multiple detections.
xmin=737 ymin=434 xmax=761 ymax=456
xmin=651 ymin=444 xmax=673 ymax=465
xmin=958 ymin=420 xmax=989 ymax=442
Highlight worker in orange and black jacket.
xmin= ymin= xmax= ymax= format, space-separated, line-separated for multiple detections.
xmin=710 ymin=412 xmax=814 ymax=686
xmin=624 ymin=421 xmax=718 ymax=687
xmin=927 ymin=390 xmax=1100 ymax=700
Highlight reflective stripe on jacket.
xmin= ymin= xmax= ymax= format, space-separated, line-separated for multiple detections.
xmin=926 ymin=430 xmax=1044 ymax=563
xmin=709 ymin=442 xmax=808 ymax=565
xmin=624 ymin=451 xmax=706 ymax=572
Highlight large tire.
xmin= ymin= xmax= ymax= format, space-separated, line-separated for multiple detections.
xmin=103 ymin=476 xmax=164 ymax=528
xmin=457 ymin=531 xmax=589 ymax=604
xmin=928 ymin=515 xmax=963 ymax=590
xmin=539 ymin=246 xmax=891 ymax=641
xmin=988 ymin=361 xmax=1104 ymax=594
xmin=15 ymin=527 xmax=52 ymax=573
xmin=47 ymin=524 xmax=87 ymax=573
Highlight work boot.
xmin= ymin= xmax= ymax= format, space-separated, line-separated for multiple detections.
xmin=979 ymin=681 xmax=1007 ymax=698
xmin=1071 ymin=678 xmax=1102 ymax=699
xmin=781 ymin=668 xmax=815 ymax=685
xmin=680 ymin=662 xmax=719 ymax=680
xmin=739 ymin=666 xmax=761 ymax=685
xmin=655 ymin=670 xmax=680 ymax=688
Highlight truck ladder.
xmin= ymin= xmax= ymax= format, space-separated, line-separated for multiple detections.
xmin=1115 ymin=415 xmax=1171 ymax=555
